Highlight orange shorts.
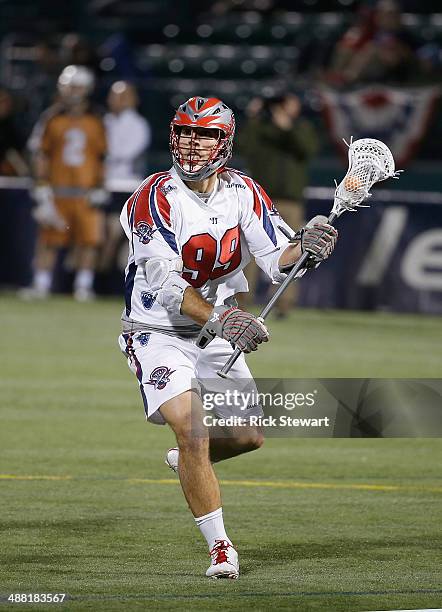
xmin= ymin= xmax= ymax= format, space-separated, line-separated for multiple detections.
xmin=39 ymin=197 xmax=103 ymax=248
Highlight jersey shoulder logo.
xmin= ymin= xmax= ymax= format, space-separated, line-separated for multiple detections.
xmin=134 ymin=221 xmax=157 ymax=244
xmin=146 ymin=366 xmax=175 ymax=390
xmin=160 ymin=184 xmax=176 ymax=196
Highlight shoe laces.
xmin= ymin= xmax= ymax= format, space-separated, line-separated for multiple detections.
xmin=209 ymin=540 xmax=232 ymax=565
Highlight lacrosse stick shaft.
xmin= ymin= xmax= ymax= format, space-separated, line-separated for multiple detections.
xmin=217 ymin=212 xmax=338 ymax=378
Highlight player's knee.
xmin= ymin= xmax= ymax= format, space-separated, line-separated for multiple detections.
xmin=236 ymin=429 xmax=264 ymax=452
xmin=249 ymin=430 xmax=264 ymax=451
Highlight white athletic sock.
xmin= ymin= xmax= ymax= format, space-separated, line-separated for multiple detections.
xmin=34 ymin=269 xmax=52 ymax=293
xmin=195 ymin=507 xmax=232 ymax=550
xmin=74 ymin=269 xmax=94 ymax=291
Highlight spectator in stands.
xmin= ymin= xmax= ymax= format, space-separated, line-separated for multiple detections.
xmin=209 ymin=0 xmax=275 ymax=16
xmin=238 ymin=93 xmax=318 ymax=317
xmin=327 ymin=4 xmax=376 ymax=85
xmin=0 ymin=87 xmax=28 ymax=176
xmin=415 ymin=43 xmax=442 ymax=85
xmin=99 ymin=34 xmax=138 ymax=80
xmin=98 ymin=81 xmax=151 ymax=271
xmin=25 ymin=39 xmax=61 ymax=129
xmin=59 ymin=33 xmax=98 ymax=73
xmin=328 ymin=0 xmax=419 ymax=85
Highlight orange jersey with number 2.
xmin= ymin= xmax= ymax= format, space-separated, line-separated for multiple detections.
xmin=40 ymin=111 xmax=106 ymax=188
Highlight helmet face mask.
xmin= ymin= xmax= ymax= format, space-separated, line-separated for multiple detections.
xmin=170 ymin=97 xmax=235 ymax=182
xmin=174 ymin=126 xmax=223 ymax=174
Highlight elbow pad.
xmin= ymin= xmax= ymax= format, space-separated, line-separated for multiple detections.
xmin=144 ymin=257 xmax=190 ymax=314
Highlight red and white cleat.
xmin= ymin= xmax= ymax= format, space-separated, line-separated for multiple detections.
xmin=206 ymin=540 xmax=239 ymax=579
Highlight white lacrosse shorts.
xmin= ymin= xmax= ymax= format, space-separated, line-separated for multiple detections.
xmin=118 ymin=331 xmax=264 ymax=425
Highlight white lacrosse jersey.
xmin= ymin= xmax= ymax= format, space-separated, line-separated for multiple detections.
xmin=120 ymin=166 xmax=293 ymax=335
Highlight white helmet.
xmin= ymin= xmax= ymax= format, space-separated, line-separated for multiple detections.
xmin=170 ymin=96 xmax=235 ymax=182
xmin=57 ymin=65 xmax=95 ymax=103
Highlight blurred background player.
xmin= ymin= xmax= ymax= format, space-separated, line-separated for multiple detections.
xmin=98 ymin=81 xmax=151 ymax=272
xmin=104 ymin=80 xmax=151 ymax=184
xmin=238 ymin=93 xmax=318 ymax=317
xmin=22 ymin=65 xmax=107 ymax=301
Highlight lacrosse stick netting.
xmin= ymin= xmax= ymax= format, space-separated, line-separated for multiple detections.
xmin=332 ymin=137 xmax=402 ymax=218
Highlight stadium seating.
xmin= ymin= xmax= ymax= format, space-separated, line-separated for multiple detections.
xmin=0 ymin=3 xmax=441 ymax=157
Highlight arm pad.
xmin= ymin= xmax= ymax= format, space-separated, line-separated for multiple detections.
xmin=143 ymin=257 xmax=190 ymax=314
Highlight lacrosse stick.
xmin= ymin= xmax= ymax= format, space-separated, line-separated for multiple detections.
xmin=217 ymin=137 xmax=402 ymax=378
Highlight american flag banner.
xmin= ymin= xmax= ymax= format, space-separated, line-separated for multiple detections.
xmin=321 ymin=86 xmax=440 ymax=167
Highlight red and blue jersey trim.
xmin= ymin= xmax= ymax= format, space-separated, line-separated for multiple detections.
xmin=130 ymin=172 xmax=168 ymax=229
xmin=127 ymin=174 xmax=158 ymax=227
xmin=124 ymin=260 xmax=137 ymax=317
xmin=149 ymin=176 xmax=179 ymax=254
xmin=128 ymin=172 xmax=179 ymax=255
xmin=232 ymin=169 xmax=277 ymax=246
xmin=121 ymin=333 xmax=149 ymax=418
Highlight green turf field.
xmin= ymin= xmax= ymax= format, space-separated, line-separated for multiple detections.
xmin=1 ymin=296 xmax=441 ymax=611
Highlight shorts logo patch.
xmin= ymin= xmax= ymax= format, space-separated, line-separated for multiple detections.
xmin=147 ymin=366 xmax=175 ymax=390
xmin=141 ymin=291 xmax=156 ymax=310
xmin=134 ymin=221 xmax=157 ymax=244
xmin=137 ymin=333 xmax=151 ymax=346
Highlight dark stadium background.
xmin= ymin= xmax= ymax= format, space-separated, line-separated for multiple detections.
xmin=1 ymin=0 xmax=442 ymax=313
xmin=1 ymin=3 xmax=441 ymax=611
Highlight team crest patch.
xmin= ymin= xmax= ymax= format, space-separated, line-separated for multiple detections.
xmin=136 ymin=333 xmax=151 ymax=346
xmin=141 ymin=291 xmax=156 ymax=310
xmin=146 ymin=366 xmax=175 ymax=390
xmin=134 ymin=221 xmax=157 ymax=244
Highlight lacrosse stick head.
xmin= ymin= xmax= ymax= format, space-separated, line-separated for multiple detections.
xmin=333 ymin=138 xmax=401 ymax=217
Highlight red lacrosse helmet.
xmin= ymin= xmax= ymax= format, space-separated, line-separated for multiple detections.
xmin=170 ymin=96 xmax=235 ymax=182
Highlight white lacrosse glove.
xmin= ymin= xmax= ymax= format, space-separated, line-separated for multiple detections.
xmin=31 ymin=185 xmax=65 ymax=229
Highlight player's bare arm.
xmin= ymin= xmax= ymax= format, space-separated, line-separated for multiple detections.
xmin=180 ymin=286 xmax=269 ymax=354
xmin=33 ymin=150 xmax=49 ymax=182
xmin=29 ymin=148 xmax=66 ymax=231
xmin=180 ymin=286 xmax=213 ymax=326
xmin=278 ymin=240 xmax=303 ymax=271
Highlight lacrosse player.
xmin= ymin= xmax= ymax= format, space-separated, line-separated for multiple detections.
xmin=23 ymin=65 xmax=107 ymax=301
xmin=118 ymin=97 xmax=338 ymax=579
